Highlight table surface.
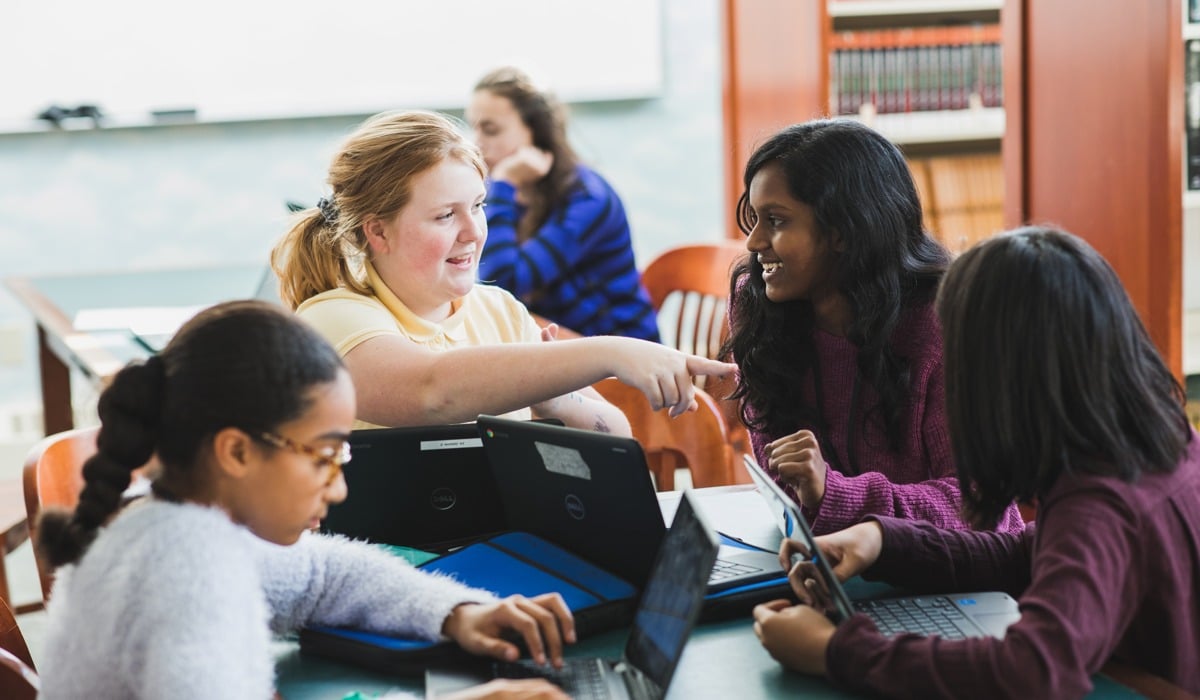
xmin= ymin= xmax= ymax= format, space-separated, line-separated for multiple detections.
xmin=5 ymin=264 xmax=265 ymax=382
xmin=274 ymin=486 xmax=1148 ymax=700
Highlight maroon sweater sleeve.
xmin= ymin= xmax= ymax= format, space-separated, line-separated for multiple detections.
xmin=826 ymin=490 xmax=1143 ymax=699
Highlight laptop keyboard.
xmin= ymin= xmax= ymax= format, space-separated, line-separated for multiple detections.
xmin=494 ymin=658 xmax=613 ymax=699
xmin=855 ymin=596 xmax=975 ymax=639
xmin=707 ymin=556 xmax=764 ymax=582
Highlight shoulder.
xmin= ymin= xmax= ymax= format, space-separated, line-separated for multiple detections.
xmin=297 ymin=287 xmax=386 ymax=315
xmin=463 ymin=285 xmax=540 ymax=340
xmin=60 ymin=501 xmax=261 ymax=627
xmin=296 ymin=288 xmax=396 ymax=355
xmin=108 ymin=501 xmax=257 ymax=579
xmin=570 ymin=164 xmax=619 ymax=201
xmin=891 ymin=299 xmax=943 ymax=361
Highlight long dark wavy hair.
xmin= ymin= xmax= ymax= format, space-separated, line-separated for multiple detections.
xmin=938 ymin=227 xmax=1190 ymax=527
xmin=721 ymin=119 xmax=950 ymax=452
xmin=474 ymin=66 xmax=580 ymax=242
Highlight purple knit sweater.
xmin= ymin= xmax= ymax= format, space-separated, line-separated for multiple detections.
xmin=747 ymin=302 xmax=1025 ymax=534
xmin=827 ymin=435 xmax=1200 ymax=698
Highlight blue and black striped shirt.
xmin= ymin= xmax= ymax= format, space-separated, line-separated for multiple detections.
xmin=478 ymin=164 xmax=660 ymax=341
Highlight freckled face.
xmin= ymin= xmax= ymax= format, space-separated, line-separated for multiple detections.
xmin=373 ymin=158 xmax=488 ymax=320
xmin=744 ymin=162 xmax=838 ymax=304
xmin=466 ymin=89 xmax=533 ymax=170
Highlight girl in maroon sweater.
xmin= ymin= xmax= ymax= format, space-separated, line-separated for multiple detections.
xmin=754 ymin=227 xmax=1200 ymax=697
xmin=723 ymin=119 xmax=1023 ymax=535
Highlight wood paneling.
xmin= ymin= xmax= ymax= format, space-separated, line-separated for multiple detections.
xmin=1005 ymin=0 xmax=1183 ymax=376
xmin=721 ymin=0 xmax=827 ymax=236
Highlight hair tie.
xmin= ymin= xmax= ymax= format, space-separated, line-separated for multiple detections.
xmin=317 ymin=197 xmax=340 ymax=226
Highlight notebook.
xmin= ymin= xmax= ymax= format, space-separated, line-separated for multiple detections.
xmin=319 ymin=423 xmax=508 ymax=552
xmin=742 ymin=454 xmax=1021 ymax=639
xmin=476 ymin=415 xmax=782 ymax=592
xmin=424 ymin=489 xmax=721 ymax=700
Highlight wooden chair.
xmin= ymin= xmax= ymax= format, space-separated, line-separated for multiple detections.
xmin=22 ymin=427 xmax=100 ymax=606
xmin=640 ymin=241 xmax=747 ymax=362
xmin=591 ymin=378 xmax=733 ymax=491
xmin=639 ymin=241 xmax=752 ymax=482
xmin=0 ymin=597 xmax=38 ymax=700
xmin=0 ymin=478 xmax=32 ymax=614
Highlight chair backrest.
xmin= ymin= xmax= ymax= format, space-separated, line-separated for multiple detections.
xmin=640 ymin=241 xmax=747 ymax=360
xmin=23 ymin=426 xmax=100 ymax=602
xmin=591 ymin=378 xmax=733 ymax=491
xmin=639 ymin=241 xmax=752 ymax=484
xmin=0 ymin=597 xmax=38 ymax=699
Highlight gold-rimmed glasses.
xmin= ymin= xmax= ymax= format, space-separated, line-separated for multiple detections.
xmin=257 ymin=431 xmax=352 ymax=486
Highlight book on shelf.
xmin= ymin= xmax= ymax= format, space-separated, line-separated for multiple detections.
xmin=1187 ymin=40 xmax=1200 ymax=191
xmin=829 ymin=23 xmax=1001 ymax=117
xmin=910 ymin=153 xmax=1003 ymax=253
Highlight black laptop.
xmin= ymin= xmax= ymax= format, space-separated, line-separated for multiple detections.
xmin=424 ymin=489 xmax=721 ymax=700
xmin=742 ymin=454 xmax=1021 ymax=639
xmin=476 ymin=415 xmax=782 ymax=592
xmin=320 ymin=423 xmax=508 ymax=552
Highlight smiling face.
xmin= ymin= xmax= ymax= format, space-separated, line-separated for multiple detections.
xmin=744 ymin=162 xmax=840 ymax=307
xmin=466 ymin=89 xmax=533 ymax=170
xmin=235 ymin=369 xmax=356 ymax=546
xmin=367 ymin=157 xmax=488 ymax=320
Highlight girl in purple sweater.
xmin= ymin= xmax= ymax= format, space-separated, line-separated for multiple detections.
xmin=723 ymin=119 xmax=1023 ymax=535
xmin=754 ymin=227 xmax=1200 ymax=697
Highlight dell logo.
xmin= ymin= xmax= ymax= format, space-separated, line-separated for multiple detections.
xmin=564 ymin=494 xmax=586 ymax=520
xmin=430 ymin=488 xmax=457 ymax=511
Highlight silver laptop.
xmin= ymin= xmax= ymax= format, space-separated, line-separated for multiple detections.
xmin=425 ymin=489 xmax=720 ymax=700
xmin=743 ymin=454 xmax=1020 ymax=639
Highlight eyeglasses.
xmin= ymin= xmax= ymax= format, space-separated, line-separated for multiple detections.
xmin=258 ymin=431 xmax=352 ymax=486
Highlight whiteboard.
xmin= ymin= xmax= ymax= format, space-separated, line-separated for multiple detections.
xmin=2 ymin=0 xmax=663 ymax=125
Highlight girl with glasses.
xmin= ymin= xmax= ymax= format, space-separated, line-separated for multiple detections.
xmin=36 ymin=300 xmax=571 ymax=699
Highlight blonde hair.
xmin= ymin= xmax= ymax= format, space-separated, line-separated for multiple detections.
xmin=271 ymin=110 xmax=486 ymax=309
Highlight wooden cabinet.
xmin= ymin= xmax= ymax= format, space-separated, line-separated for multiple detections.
xmin=1002 ymin=0 xmax=1183 ymax=376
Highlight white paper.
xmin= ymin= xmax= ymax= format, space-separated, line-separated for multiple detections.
xmin=73 ymin=305 xmax=209 ymax=336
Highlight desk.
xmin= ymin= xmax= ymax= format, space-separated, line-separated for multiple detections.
xmin=274 ymin=486 xmax=1161 ymax=699
xmin=5 ymin=264 xmax=264 ymax=434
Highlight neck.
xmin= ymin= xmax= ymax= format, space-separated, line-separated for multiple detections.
xmin=811 ymin=294 xmax=853 ymax=337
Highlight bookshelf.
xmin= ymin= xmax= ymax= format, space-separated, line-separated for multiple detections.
xmin=721 ymin=0 xmax=1005 ymax=252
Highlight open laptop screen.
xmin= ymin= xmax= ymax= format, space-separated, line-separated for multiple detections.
xmin=742 ymin=454 xmax=856 ymax=622
xmin=623 ymin=492 xmax=719 ymax=692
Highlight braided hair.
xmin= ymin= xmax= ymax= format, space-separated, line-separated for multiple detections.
xmin=36 ymin=300 xmax=344 ymax=568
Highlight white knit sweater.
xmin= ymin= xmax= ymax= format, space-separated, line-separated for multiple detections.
xmin=37 ymin=499 xmax=496 ymax=699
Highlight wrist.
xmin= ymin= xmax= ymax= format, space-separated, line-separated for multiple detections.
xmin=442 ymin=602 xmax=477 ymax=638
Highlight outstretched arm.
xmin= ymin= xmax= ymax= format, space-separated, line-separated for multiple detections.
xmin=345 ymin=334 xmax=733 ymax=427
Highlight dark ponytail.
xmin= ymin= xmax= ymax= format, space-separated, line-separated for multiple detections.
xmin=37 ymin=356 xmax=165 ymax=567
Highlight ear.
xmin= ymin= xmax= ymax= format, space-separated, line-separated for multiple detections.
xmin=362 ymin=215 xmax=389 ymax=255
xmin=211 ymin=427 xmax=258 ymax=480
